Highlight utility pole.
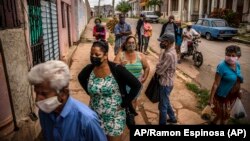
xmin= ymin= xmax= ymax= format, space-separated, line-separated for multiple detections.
xmin=98 ymin=0 xmax=101 ymax=17
xmin=112 ymin=0 xmax=115 ymax=17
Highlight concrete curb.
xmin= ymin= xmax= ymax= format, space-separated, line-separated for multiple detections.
xmin=232 ymin=37 xmax=250 ymax=45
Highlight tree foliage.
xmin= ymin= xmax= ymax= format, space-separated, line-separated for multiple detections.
xmin=209 ymin=8 xmax=240 ymax=28
xmin=146 ymin=0 xmax=163 ymax=11
xmin=116 ymin=1 xmax=132 ymax=14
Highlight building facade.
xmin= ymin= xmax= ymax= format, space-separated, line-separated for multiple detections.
xmin=94 ymin=4 xmax=113 ymax=18
xmin=0 ymin=0 xmax=91 ymax=140
xmin=135 ymin=0 xmax=250 ymax=22
xmin=128 ymin=0 xmax=140 ymax=17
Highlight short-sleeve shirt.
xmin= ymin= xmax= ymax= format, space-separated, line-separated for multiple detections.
xmin=182 ymin=28 xmax=199 ymax=41
xmin=216 ymin=61 xmax=243 ymax=97
xmin=39 ymin=96 xmax=107 ymax=141
xmin=114 ymin=23 xmax=131 ymax=48
xmin=164 ymin=23 xmax=175 ymax=35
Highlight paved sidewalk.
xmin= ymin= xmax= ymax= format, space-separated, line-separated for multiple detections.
xmin=68 ymin=18 xmax=206 ymax=141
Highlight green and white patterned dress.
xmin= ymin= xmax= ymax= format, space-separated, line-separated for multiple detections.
xmin=87 ymin=71 xmax=126 ymax=136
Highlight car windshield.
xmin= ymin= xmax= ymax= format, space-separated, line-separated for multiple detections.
xmin=211 ymin=20 xmax=228 ymax=27
xmin=146 ymin=12 xmax=155 ymax=15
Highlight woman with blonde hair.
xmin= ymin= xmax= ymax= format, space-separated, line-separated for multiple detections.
xmin=114 ymin=36 xmax=150 ymax=109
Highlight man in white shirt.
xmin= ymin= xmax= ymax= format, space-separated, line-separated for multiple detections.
xmin=180 ymin=22 xmax=200 ymax=54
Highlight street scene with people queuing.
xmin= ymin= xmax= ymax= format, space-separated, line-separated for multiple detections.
xmin=0 ymin=0 xmax=250 ymax=141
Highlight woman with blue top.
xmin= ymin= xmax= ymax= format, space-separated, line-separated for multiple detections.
xmin=209 ymin=45 xmax=243 ymax=125
xmin=114 ymin=36 xmax=150 ymax=109
xmin=175 ymin=21 xmax=183 ymax=64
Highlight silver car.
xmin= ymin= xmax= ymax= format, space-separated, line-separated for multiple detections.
xmin=141 ymin=11 xmax=159 ymax=23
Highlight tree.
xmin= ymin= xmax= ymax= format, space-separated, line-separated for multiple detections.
xmin=116 ymin=1 xmax=132 ymax=15
xmin=146 ymin=0 xmax=163 ymax=12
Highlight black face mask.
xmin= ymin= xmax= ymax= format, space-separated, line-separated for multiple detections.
xmin=90 ymin=56 xmax=102 ymax=66
xmin=160 ymin=43 xmax=167 ymax=49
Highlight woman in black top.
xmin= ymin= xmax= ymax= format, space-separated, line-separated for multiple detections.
xmin=78 ymin=40 xmax=141 ymax=141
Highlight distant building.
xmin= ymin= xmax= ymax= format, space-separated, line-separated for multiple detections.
xmin=128 ymin=0 xmax=140 ymax=17
xmin=136 ymin=0 xmax=249 ymax=23
xmin=94 ymin=4 xmax=113 ymax=17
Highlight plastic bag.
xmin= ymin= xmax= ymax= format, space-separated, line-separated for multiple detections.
xmin=180 ymin=40 xmax=188 ymax=53
xmin=230 ymin=98 xmax=247 ymax=119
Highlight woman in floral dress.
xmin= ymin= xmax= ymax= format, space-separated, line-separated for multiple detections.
xmin=78 ymin=40 xmax=141 ymax=141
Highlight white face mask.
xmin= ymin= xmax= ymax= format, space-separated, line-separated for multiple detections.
xmin=36 ymin=96 xmax=62 ymax=113
xmin=225 ymin=56 xmax=238 ymax=65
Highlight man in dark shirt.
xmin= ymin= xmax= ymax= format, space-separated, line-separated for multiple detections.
xmin=136 ymin=14 xmax=145 ymax=52
xmin=159 ymin=15 xmax=178 ymax=42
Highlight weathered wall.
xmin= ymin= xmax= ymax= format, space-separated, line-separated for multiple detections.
xmin=0 ymin=29 xmax=33 ymax=122
xmin=57 ymin=0 xmax=73 ymax=59
xmin=0 ymin=28 xmax=41 ymax=141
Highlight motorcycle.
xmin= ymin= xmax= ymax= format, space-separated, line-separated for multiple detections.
xmin=181 ymin=36 xmax=203 ymax=68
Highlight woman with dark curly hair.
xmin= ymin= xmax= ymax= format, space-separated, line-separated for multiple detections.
xmin=78 ymin=40 xmax=141 ymax=141
xmin=209 ymin=45 xmax=243 ymax=125
xmin=93 ymin=18 xmax=106 ymax=40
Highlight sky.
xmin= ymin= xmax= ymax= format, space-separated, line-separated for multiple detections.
xmin=89 ymin=0 xmax=122 ymax=8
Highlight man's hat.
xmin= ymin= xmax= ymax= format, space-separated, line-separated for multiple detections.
xmin=158 ymin=33 xmax=175 ymax=43
xmin=186 ymin=22 xmax=193 ymax=26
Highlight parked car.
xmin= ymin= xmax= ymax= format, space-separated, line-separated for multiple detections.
xmin=141 ymin=11 xmax=159 ymax=23
xmin=192 ymin=18 xmax=238 ymax=40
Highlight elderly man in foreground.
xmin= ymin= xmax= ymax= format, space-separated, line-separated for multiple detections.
xmin=28 ymin=60 xmax=107 ymax=141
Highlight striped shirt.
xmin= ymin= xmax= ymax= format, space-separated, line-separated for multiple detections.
xmin=156 ymin=46 xmax=177 ymax=86
xmin=121 ymin=52 xmax=143 ymax=79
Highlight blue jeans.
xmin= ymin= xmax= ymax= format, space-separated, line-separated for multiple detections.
xmin=158 ymin=85 xmax=176 ymax=125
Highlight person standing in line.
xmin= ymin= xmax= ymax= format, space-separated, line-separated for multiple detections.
xmin=159 ymin=15 xmax=177 ymax=41
xmin=78 ymin=40 xmax=141 ymax=141
xmin=114 ymin=14 xmax=132 ymax=55
xmin=114 ymin=36 xmax=150 ymax=110
xmin=209 ymin=45 xmax=243 ymax=125
xmin=93 ymin=18 xmax=106 ymax=40
xmin=156 ymin=33 xmax=178 ymax=125
xmin=136 ymin=14 xmax=145 ymax=52
xmin=143 ymin=18 xmax=152 ymax=55
xmin=175 ymin=21 xmax=183 ymax=64
xmin=27 ymin=60 xmax=107 ymax=141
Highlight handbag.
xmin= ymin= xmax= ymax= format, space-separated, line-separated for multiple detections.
xmin=145 ymin=73 xmax=160 ymax=103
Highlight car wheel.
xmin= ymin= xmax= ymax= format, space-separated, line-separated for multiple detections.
xmin=205 ymin=33 xmax=212 ymax=40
